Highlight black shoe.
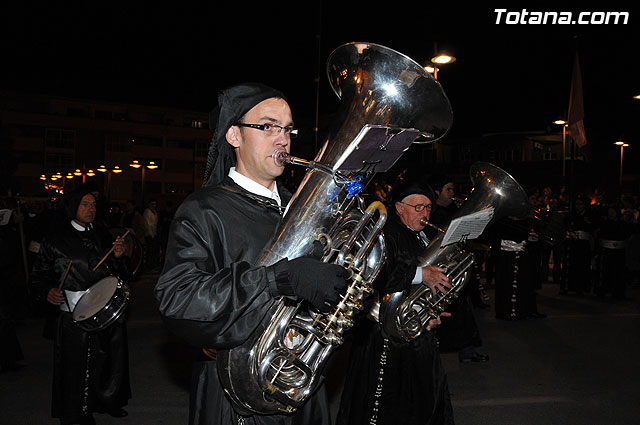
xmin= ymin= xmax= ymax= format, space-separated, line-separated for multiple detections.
xmin=106 ymin=408 xmax=128 ymax=418
xmin=460 ymin=353 xmax=490 ymax=363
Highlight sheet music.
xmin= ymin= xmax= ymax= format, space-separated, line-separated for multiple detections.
xmin=441 ymin=206 xmax=495 ymax=247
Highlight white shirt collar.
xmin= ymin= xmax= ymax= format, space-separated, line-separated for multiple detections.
xmin=228 ymin=167 xmax=281 ymax=206
xmin=71 ymin=220 xmax=87 ymax=231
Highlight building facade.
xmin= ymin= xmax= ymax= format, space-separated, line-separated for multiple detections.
xmin=1 ymin=91 xmax=212 ymax=206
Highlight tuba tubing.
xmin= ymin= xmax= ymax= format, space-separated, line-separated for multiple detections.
xmin=216 ymin=42 xmax=453 ymax=415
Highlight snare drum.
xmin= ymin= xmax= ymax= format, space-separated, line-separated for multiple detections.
xmin=72 ymin=276 xmax=130 ymax=332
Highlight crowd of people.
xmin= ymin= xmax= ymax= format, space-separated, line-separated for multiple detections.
xmin=1 ymin=81 xmax=638 ymax=425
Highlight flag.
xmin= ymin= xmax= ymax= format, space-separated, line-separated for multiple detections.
xmin=567 ymin=52 xmax=587 ymax=147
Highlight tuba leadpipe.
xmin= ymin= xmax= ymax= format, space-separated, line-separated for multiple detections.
xmin=420 ymin=217 xmax=446 ymax=234
xmin=216 ymin=42 xmax=453 ymax=415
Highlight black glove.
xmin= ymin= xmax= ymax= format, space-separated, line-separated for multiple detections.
xmin=268 ymin=257 xmax=350 ymax=313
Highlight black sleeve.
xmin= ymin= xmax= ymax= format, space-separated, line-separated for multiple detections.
xmin=154 ymin=200 xmax=282 ymax=350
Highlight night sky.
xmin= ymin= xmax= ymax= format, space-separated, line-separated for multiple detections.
xmin=2 ymin=2 xmax=640 ymax=174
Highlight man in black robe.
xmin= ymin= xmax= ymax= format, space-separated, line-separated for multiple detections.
xmin=337 ymin=180 xmax=454 ymax=425
xmin=155 ymin=83 xmax=349 ymax=425
xmin=562 ymin=196 xmax=594 ymax=296
xmin=427 ymin=174 xmax=488 ymax=364
xmin=30 ymin=185 xmax=131 ymax=425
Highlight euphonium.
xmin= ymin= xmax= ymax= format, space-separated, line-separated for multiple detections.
xmin=379 ymin=162 xmax=530 ymax=342
xmin=216 ymin=42 xmax=453 ymax=415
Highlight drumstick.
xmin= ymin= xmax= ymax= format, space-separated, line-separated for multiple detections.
xmin=57 ymin=260 xmax=73 ymax=290
xmin=92 ymin=229 xmax=130 ymax=271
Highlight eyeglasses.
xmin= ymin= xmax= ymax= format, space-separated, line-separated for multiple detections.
xmin=236 ymin=122 xmax=298 ymax=138
xmin=400 ymin=201 xmax=432 ymax=212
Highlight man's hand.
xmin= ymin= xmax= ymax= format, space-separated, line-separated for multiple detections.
xmin=113 ymin=236 xmax=126 ymax=258
xmin=426 ymin=311 xmax=452 ymax=331
xmin=421 ymin=265 xmax=451 ymax=294
xmin=47 ymin=288 xmax=64 ymax=305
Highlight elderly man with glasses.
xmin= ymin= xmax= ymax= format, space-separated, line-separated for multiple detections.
xmin=155 ymin=83 xmax=349 ymax=425
xmin=337 ymin=180 xmax=455 ymax=425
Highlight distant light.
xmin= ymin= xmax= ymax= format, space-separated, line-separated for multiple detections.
xmin=66 ymin=173 xmax=74 ymax=179
xmin=73 ymin=169 xmax=83 ymax=176
xmin=112 ymin=165 xmax=123 ymax=173
xmin=97 ymin=165 xmax=108 ymax=173
xmin=40 ymin=174 xmax=47 ymax=180
xmin=431 ymin=52 xmax=456 ymax=65
xmin=615 ymin=141 xmax=624 ymax=145
xmin=130 ymin=160 xmax=141 ymax=168
xmin=424 ymin=65 xmax=437 ymax=74
xmin=146 ymin=161 xmax=159 ymax=169
xmin=634 ymin=94 xmax=640 ymax=99
xmin=553 ymin=120 xmax=567 ymax=125
xmin=86 ymin=170 xmax=96 ymax=177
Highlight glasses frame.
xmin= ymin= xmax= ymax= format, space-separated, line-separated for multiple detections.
xmin=400 ymin=201 xmax=432 ymax=212
xmin=235 ymin=122 xmax=298 ymax=138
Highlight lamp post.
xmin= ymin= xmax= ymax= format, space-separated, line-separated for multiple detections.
xmin=97 ymin=164 xmax=123 ymax=200
xmin=130 ymin=160 xmax=158 ymax=206
xmin=553 ymin=119 xmax=568 ymax=178
xmin=614 ymin=141 xmax=630 ymax=185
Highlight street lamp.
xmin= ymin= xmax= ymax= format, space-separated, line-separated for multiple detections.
xmin=130 ymin=160 xmax=159 ymax=205
xmin=98 ymin=164 xmax=123 ymax=199
xmin=424 ymin=43 xmax=456 ymax=81
xmin=614 ymin=141 xmax=630 ymax=185
xmin=553 ymin=119 xmax=568 ymax=177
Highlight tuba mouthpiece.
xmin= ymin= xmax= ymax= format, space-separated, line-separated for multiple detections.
xmin=272 ymin=148 xmax=289 ymax=167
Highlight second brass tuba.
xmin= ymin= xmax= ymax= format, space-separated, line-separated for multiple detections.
xmin=379 ymin=162 xmax=530 ymax=342
xmin=216 ymin=42 xmax=453 ymax=415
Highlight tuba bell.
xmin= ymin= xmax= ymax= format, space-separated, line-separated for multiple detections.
xmin=216 ymin=42 xmax=453 ymax=415
xmin=379 ymin=162 xmax=530 ymax=342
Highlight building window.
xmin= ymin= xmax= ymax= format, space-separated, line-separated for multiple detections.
xmin=67 ymin=107 xmax=88 ymax=117
xmin=134 ymin=136 xmax=162 ymax=147
xmin=166 ymin=139 xmax=193 ymax=149
xmin=164 ymin=159 xmax=193 ymax=172
xmin=45 ymin=129 xmax=76 ymax=149
xmin=95 ymin=110 xmax=113 ymax=120
xmin=105 ymin=134 xmax=133 ymax=152
xmin=195 ymin=141 xmax=209 ymax=158
xmin=44 ymin=152 xmax=74 ymax=172
xmin=165 ymin=182 xmax=192 ymax=194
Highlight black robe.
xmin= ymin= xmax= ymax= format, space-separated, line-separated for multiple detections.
xmin=596 ymin=218 xmax=633 ymax=298
xmin=154 ymin=177 xmax=331 ymax=425
xmin=30 ymin=221 xmax=131 ymax=424
xmin=337 ymin=214 xmax=454 ymax=425
xmin=563 ymin=209 xmax=594 ymax=294
xmin=491 ymin=217 xmax=538 ymax=319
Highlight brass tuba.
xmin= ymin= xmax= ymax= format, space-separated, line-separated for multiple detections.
xmin=216 ymin=42 xmax=453 ymax=415
xmin=379 ymin=162 xmax=530 ymax=342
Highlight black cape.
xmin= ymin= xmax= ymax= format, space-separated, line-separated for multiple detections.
xmin=155 ymin=177 xmax=331 ymax=425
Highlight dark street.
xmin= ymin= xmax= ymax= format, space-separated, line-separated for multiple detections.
xmin=2 ymin=273 xmax=639 ymax=425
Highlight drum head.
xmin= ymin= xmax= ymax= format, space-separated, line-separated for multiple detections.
xmin=73 ymin=276 xmax=119 ymax=320
xmin=109 ymin=226 xmax=144 ymax=277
